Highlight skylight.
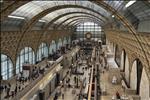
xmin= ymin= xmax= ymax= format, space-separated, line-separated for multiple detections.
xmin=39 ymin=19 xmax=46 ymax=23
xmin=125 ymin=0 xmax=136 ymax=8
xmin=8 ymin=15 xmax=25 ymax=20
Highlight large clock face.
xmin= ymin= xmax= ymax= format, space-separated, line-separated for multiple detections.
xmin=85 ymin=32 xmax=92 ymax=39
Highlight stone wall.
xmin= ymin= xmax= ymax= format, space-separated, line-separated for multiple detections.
xmin=1 ymin=30 xmax=72 ymax=68
xmin=105 ymin=30 xmax=150 ymax=100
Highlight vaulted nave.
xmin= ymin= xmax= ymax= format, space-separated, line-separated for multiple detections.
xmin=0 ymin=1 xmax=150 ymax=100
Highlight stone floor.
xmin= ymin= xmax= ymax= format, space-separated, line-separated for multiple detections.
xmin=48 ymin=60 xmax=91 ymax=100
xmin=53 ymin=48 xmax=131 ymax=100
xmin=100 ymin=51 xmax=129 ymax=100
xmin=100 ymin=70 xmax=125 ymax=100
xmin=1 ymin=48 xmax=129 ymax=100
xmin=48 ymin=50 xmax=128 ymax=100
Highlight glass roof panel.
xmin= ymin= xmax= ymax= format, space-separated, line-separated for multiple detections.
xmin=62 ymin=17 xmax=100 ymax=26
xmin=10 ymin=1 xmax=110 ymax=20
xmin=104 ymin=0 xmax=125 ymax=11
xmin=54 ymin=13 xmax=102 ymax=25
xmin=126 ymin=1 xmax=150 ymax=21
xmin=41 ymin=8 xmax=105 ymax=23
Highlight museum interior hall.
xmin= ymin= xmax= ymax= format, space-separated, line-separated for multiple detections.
xmin=0 ymin=1 xmax=150 ymax=100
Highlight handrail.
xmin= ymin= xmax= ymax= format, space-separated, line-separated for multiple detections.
xmin=94 ymin=60 xmax=98 ymax=100
xmin=88 ymin=65 xmax=94 ymax=100
xmin=18 ymin=47 xmax=78 ymax=100
xmin=78 ymin=78 xmax=86 ymax=99
xmin=19 ymin=59 xmax=62 ymax=100
xmin=88 ymin=47 xmax=95 ymax=100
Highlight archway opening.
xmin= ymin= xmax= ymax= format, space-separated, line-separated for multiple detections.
xmin=120 ymin=49 xmax=126 ymax=71
xmin=115 ymin=44 xmax=121 ymax=67
xmin=130 ymin=58 xmax=143 ymax=95
xmin=136 ymin=59 xmax=143 ymax=94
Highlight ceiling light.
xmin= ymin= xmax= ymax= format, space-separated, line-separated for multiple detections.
xmin=125 ymin=0 xmax=136 ymax=8
xmin=39 ymin=19 xmax=46 ymax=23
xmin=8 ymin=15 xmax=25 ymax=20
xmin=112 ymin=15 xmax=115 ymax=18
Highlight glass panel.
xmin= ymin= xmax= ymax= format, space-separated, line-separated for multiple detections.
xmin=11 ymin=1 xmax=109 ymax=22
xmin=75 ymin=22 xmax=102 ymax=39
xmin=1 ymin=54 xmax=13 ymax=80
xmin=32 ymin=52 xmax=35 ymax=64
xmin=16 ymin=58 xmax=20 ymax=74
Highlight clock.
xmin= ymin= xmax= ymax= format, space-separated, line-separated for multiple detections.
xmin=85 ymin=32 xmax=92 ymax=39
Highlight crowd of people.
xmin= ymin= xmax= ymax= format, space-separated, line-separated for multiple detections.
xmin=0 ymin=64 xmax=48 ymax=99
xmin=52 ymin=49 xmax=91 ymax=100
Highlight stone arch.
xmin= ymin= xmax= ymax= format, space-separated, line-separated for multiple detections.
xmin=125 ymin=54 xmax=130 ymax=86
xmin=120 ymin=49 xmax=126 ymax=71
xmin=130 ymin=59 xmax=138 ymax=91
xmin=140 ymin=67 xmax=150 ymax=100
xmin=130 ymin=58 xmax=145 ymax=95
xmin=136 ymin=59 xmax=143 ymax=94
xmin=111 ymin=42 xmax=116 ymax=54
xmin=17 ymin=46 xmax=35 ymax=57
xmin=0 ymin=52 xmax=14 ymax=67
xmin=114 ymin=44 xmax=121 ymax=67
xmin=16 ymin=47 xmax=35 ymax=74
xmin=17 ymin=44 xmax=36 ymax=58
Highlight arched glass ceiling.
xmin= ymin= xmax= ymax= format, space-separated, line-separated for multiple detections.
xmin=63 ymin=17 xmax=101 ymax=27
xmin=3 ymin=1 xmax=149 ymax=28
xmin=54 ymin=13 xmax=103 ymax=25
xmin=11 ymin=1 xmax=110 ymax=20
xmin=76 ymin=22 xmax=101 ymax=34
xmin=57 ymin=18 xmax=101 ymax=29
xmin=61 ymin=16 xmax=101 ymax=26
xmin=104 ymin=1 xmax=125 ymax=11
xmin=41 ymin=8 xmax=106 ymax=23
xmin=71 ymin=20 xmax=101 ymax=27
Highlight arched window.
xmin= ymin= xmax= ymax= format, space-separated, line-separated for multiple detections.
xmin=49 ymin=40 xmax=56 ymax=54
xmin=115 ymin=45 xmax=121 ymax=67
xmin=1 ymin=54 xmax=13 ymax=80
xmin=37 ymin=43 xmax=48 ymax=61
xmin=120 ymin=49 xmax=126 ymax=71
xmin=68 ymin=36 xmax=71 ymax=44
xmin=130 ymin=59 xmax=143 ymax=94
xmin=57 ymin=38 xmax=62 ymax=50
xmin=16 ymin=47 xmax=35 ymax=74
xmin=63 ymin=37 xmax=67 ymax=46
xmin=75 ymin=22 xmax=103 ymax=41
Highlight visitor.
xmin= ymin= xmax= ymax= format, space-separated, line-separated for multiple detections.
xmin=62 ymin=93 xmax=64 ymax=99
xmin=6 ymin=86 xmax=10 ymax=97
xmin=116 ymin=91 xmax=121 ymax=99
xmin=15 ymin=86 xmax=17 ymax=95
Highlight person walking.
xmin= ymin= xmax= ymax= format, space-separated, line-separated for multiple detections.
xmin=116 ymin=91 xmax=121 ymax=99
xmin=62 ymin=93 xmax=64 ymax=99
